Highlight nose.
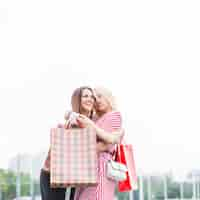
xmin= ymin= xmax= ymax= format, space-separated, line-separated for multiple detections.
xmin=87 ymin=95 xmax=95 ymax=103
xmin=95 ymin=97 xmax=100 ymax=104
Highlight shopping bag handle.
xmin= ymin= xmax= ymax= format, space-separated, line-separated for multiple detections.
xmin=113 ymin=144 xmax=122 ymax=162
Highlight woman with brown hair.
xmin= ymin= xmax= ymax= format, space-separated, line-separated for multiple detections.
xmin=40 ymin=86 xmax=96 ymax=200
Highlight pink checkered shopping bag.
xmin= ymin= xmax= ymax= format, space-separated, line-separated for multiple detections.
xmin=50 ymin=127 xmax=98 ymax=187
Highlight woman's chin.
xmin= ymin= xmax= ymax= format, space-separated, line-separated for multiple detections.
xmin=84 ymin=106 xmax=93 ymax=112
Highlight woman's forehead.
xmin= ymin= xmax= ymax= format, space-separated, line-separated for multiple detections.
xmin=94 ymin=89 xmax=103 ymax=96
xmin=82 ymin=88 xmax=92 ymax=95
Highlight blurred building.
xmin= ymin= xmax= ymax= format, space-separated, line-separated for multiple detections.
xmin=8 ymin=151 xmax=47 ymax=180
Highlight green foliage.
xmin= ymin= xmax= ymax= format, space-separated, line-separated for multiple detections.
xmin=183 ymin=182 xmax=193 ymax=198
xmin=115 ymin=187 xmax=130 ymax=200
xmin=0 ymin=168 xmax=197 ymax=200
xmin=0 ymin=168 xmax=40 ymax=200
xmin=167 ymin=182 xmax=180 ymax=198
xmin=0 ymin=169 xmax=17 ymax=200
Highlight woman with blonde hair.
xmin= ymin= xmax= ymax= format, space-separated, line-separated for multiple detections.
xmin=74 ymin=87 xmax=124 ymax=200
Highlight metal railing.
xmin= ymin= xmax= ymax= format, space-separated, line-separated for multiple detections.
xmin=1 ymin=155 xmax=200 ymax=200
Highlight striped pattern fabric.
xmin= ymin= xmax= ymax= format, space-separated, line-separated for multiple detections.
xmin=96 ymin=111 xmax=122 ymax=155
xmin=96 ymin=111 xmax=122 ymax=132
xmin=50 ymin=127 xmax=98 ymax=188
xmin=74 ymin=111 xmax=122 ymax=200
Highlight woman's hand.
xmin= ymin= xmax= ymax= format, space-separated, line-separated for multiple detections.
xmin=57 ymin=122 xmax=69 ymax=129
xmin=64 ymin=111 xmax=72 ymax=121
xmin=76 ymin=114 xmax=95 ymax=128
xmin=97 ymin=142 xmax=110 ymax=153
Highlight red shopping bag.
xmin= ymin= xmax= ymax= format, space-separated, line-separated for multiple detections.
xmin=116 ymin=144 xmax=138 ymax=192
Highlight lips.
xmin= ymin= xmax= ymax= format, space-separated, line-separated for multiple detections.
xmin=85 ymin=102 xmax=93 ymax=106
xmin=84 ymin=102 xmax=93 ymax=108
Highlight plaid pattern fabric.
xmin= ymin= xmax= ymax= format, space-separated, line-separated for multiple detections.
xmin=43 ymin=123 xmax=70 ymax=172
xmin=50 ymin=127 xmax=98 ymax=188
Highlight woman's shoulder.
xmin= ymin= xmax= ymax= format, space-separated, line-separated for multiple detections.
xmin=105 ymin=111 xmax=122 ymax=119
xmin=96 ymin=111 xmax=122 ymax=123
xmin=95 ymin=111 xmax=122 ymax=131
xmin=103 ymin=111 xmax=122 ymax=129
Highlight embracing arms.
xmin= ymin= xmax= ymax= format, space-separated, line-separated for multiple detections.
xmin=77 ymin=114 xmax=124 ymax=144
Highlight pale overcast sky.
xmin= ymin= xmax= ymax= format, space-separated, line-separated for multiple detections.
xmin=0 ymin=0 xmax=200 ymax=176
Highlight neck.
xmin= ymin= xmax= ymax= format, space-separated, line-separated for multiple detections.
xmin=81 ymin=110 xmax=91 ymax=118
xmin=97 ymin=108 xmax=112 ymax=117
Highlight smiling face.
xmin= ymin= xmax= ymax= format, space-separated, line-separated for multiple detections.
xmin=80 ymin=88 xmax=95 ymax=115
xmin=94 ymin=89 xmax=112 ymax=115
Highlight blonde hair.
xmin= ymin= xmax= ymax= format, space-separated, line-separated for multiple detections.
xmin=94 ymin=87 xmax=117 ymax=111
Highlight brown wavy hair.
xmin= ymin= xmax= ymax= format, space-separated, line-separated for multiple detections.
xmin=71 ymin=86 xmax=95 ymax=119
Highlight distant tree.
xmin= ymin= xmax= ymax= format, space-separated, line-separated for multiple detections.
xmin=115 ymin=186 xmax=130 ymax=200
xmin=0 ymin=168 xmax=39 ymax=200
xmin=183 ymin=182 xmax=193 ymax=198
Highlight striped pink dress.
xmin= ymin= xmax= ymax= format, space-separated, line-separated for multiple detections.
xmin=74 ymin=111 xmax=122 ymax=200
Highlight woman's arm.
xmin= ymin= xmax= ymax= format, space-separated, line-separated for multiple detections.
xmin=77 ymin=115 xmax=124 ymax=144
xmin=97 ymin=142 xmax=111 ymax=153
xmin=93 ymin=123 xmax=123 ymax=144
